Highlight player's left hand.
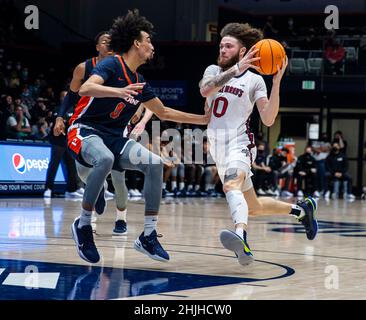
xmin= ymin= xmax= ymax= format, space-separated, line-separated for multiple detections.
xmin=273 ymin=56 xmax=288 ymax=85
xmin=131 ymin=121 xmax=146 ymax=138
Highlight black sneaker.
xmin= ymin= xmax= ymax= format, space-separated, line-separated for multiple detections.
xmin=71 ymin=218 xmax=100 ymax=263
xmin=94 ymin=187 xmax=106 ymax=215
xmin=113 ymin=220 xmax=127 ymax=235
xmin=297 ymin=196 xmax=318 ymax=240
xmin=134 ymin=230 xmax=169 ymax=262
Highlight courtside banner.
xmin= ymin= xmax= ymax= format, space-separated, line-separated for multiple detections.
xmin=150 ymin=81 xmax=187 ymax=106
xmin=0 ymin=143 xmax=65 ymax=183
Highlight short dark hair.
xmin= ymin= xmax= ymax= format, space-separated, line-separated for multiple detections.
xmin=94 ymin=31 xmax=109 ymax=45
xmin=109 ymin=9 xmax=154 ymax=53
xmin=220 ymin=22 xmax=263 ymax=49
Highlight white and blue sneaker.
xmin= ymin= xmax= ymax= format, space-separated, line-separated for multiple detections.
xmin=220 ymin=229 xmax=254 ymax=266
xmin=297 ymin=196 xmax=318 ymax=240
xmin=113 ymin=220 xmax=127 ymax=235
xmin=134 ymin=230 xmax=169 ymax=262
xmin=71 ymin=218 xmax=100 ymax=263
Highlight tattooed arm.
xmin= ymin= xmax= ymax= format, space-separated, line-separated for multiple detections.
xmin=199 ymin=46 xmax=260 ymax=98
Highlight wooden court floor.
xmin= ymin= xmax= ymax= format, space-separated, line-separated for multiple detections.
xmin=0 ymin=196 xmax=366 ymax=300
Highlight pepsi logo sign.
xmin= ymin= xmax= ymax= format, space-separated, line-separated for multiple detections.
xmin=12 ymin=153 xmax=49 ymax=174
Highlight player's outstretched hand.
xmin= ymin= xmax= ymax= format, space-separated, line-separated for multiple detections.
xmin=131 ymin=121 xmax=146 ymax=138
xmin=273 ymin=56 xmax=288 ymax=85
xmin=119 ymin=83 xmax=146 ymax=99
xmin=54 ymin=117 xmax=66 ymax=136
xmin=238 ymin=46 xmax=261 ymax=74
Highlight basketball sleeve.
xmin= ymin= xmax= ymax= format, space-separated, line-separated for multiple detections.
xmin=250 ymin=75 xmax=268 ymax=104
xmin=90 ymin=57 xmax=117 ymax=82
xmin=139 ymin=75 xmax=157 ymax=102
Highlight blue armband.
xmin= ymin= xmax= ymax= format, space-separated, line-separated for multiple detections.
xmin=57 ymin=90 xmax=79 ymax=118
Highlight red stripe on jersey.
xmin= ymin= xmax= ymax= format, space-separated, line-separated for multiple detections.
xmin=92 ymin=57 xmax=97 ymax=68
xmin=68 ymin=128 xmax=82 ymax=155
xmin=115 ymin=55 xmax=141 ymax=92
xmin=69 ymin=96 xmax=92 ymax=125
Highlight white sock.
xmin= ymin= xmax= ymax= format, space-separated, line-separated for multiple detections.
xmin=290 ymin=204 xmax=305 ymax=219
xmin=162 ymin=182 xmax=167 ymax=189
xmin=171 ymin=181 xmax=177 ymax=190
xmin=226 ymin=190 xmax=248 ymax=226
xmin=188 ymin=184 xmax=193 ymax=190
xmin=78 ymin=208 xmax=92 ymax=228
xmin=235 ymin=226 xmax=244 ymax=238
xmin=144 ymin=215 xmax=158 ymax=236
xmin=195 ymin=184 xmax=200 ymax=191
xmin=116 ymin=208 xmax=127 ymax=221
xmin=205 ymin=184 xmax=210 ymax=191
xmin=179 ymin=182 xmax=185 ymax=190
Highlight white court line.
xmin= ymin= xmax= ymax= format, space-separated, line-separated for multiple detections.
xmin=2 ymin=273 xmax=60 ymax=289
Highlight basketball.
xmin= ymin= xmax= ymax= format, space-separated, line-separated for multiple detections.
xmin=253 ymin=39 xmax=287 ymax=75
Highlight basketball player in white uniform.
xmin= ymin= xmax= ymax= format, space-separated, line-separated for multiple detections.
xmin=199 ymin=23 xmax=318 ymax=266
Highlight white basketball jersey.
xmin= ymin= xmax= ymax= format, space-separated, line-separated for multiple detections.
xmin=204 ymin=65 xmax=267 ymax=140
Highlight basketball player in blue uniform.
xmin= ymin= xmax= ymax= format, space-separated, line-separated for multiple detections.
xmin=54 ymin=31 xmax=153 ymax=235
xmin=67 ymin=10 xmax=209 ymax=264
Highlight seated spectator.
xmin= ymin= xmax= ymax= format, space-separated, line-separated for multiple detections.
xmin=6 ymin=105 xmax=32 ymax=139
xmin=332 ymin=130 xmax=347 ymax=154
xmin=324 ymin=39 xmax=346 ymax=75
xmin=326 ymin=142 xmax=355 ymax=200
xmin=268 ymin=148 xmax=296 ymax=197
xmin=252 ymin=143 xmax=276 ymax=196
xmin=14 ymin=96 xmax=31 ymax=120
xmin=294 ymin=146 xmax=319 ymax=198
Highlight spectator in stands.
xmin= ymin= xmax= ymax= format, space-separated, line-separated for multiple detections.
xmin=6 ymin=105 xmax=32 ymax=139
xmin=324 ymin=39 xmax=346 ymax=75
xmin=310 ymin=132 xmax=331 ymax=198
xmin=263 ymin=16 xmax=278 ymax=39
xmin=255 ymin=131 xmax=270 ymax=156
xmin=268 ymin=148 xmax=295 ymax=197
xmin=326 ymin=142 xmax=356 ymax=200
xmin=332 ymin=130 xmax=347 ymax=154
xmin=286 ymin=17 xmax=297 ymax=37
xmin=14 ymin=96 xmax=31 ymax=120
xmin=21 ymin=84 xmax=35 ymax=108
xmin=31 ymin=97 xmax=49 ymax=120
xmin=43 ymin=91 xmax=82 ymax=198
xmin=294 ymin=146 xmax=319 ymax=198
xmin=252 ymin=143 xmax=276 ymax=196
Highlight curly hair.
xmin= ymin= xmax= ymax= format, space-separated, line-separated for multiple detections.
xmin=220 ymin=23 xmax=263 ymax=49
xmin=109 ymin=9 xmax=154 ymax=53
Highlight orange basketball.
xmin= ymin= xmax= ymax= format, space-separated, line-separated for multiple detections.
xmin=253 ymin=39 xmax=286 ymax=75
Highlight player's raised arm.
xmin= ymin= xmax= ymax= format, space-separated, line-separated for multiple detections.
xmin=256 ymin=57 xmax=288 ymax=127
xmin=143 ymin=97 xmax=209 ymax=125
xmin=199 ymin=46 xmax=260 ymax=98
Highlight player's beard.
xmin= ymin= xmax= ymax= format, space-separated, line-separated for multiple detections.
xmin=217 ymin=51 xmax=240 ymax=71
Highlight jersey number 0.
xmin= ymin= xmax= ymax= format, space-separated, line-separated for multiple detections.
xmin=212 ymin=97 xmax=228 ymax=118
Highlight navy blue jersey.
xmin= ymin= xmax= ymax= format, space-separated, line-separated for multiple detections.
xmin=70 ymin=55 xmax=156 ymax=136
xmin=84 ymin=57 xmax=97 ymax=81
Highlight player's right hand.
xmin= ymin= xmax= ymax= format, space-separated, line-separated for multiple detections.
xmin=54 ymin=117 xmax=65 ymax=136
xmin=119 ymin=83 xmax=146 ymax=100
xmin=238 ymin=46 xmax=261 ymax=73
